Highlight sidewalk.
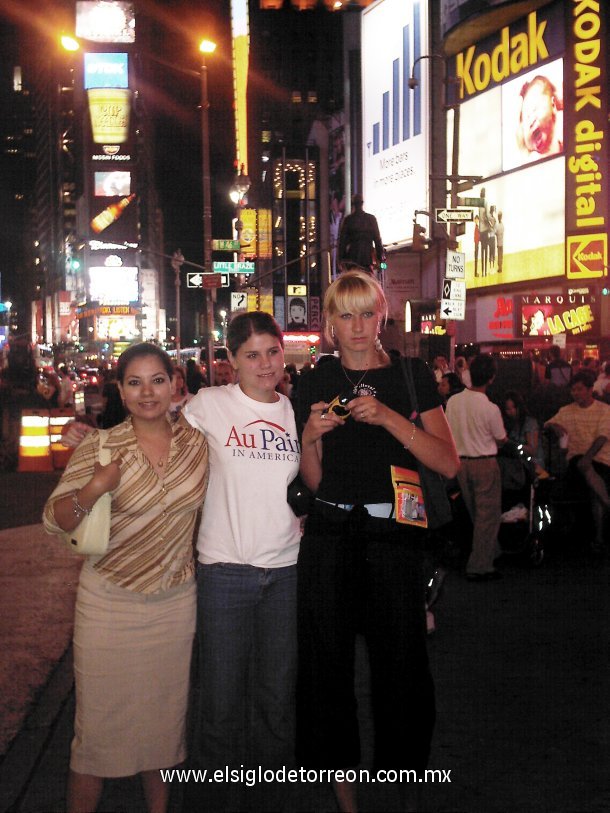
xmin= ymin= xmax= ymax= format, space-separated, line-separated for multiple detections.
xmin=1 ymin=529 xmax=609 ymax=811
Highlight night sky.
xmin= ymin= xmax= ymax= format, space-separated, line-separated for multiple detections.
xmin=0 ymin=0 xmax=238 ymax=331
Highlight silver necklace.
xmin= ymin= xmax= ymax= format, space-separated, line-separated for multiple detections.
xmin=341 ymin=364 xmax=369 ymax=395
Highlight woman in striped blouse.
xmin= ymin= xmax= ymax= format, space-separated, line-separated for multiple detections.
xmin=44 ymin=343 xmax=209 ymax=813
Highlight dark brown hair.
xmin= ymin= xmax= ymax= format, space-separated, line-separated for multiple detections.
xmin=226 ymin=311 xmax=284 ymax=356
xmin=116 ymin=343 xmax=173 ymax=383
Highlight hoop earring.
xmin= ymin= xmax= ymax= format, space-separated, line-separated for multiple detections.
xmin=375 ymin=335 xmax=383 ymax=352
xmin=330 ymin=324 xmax=335 ymax=339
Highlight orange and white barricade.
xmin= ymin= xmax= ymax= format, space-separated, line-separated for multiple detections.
xmin=17 ymin=409 xmax=53 ymax=472
xmin=50 ymin=408 xmax=76 ymax=469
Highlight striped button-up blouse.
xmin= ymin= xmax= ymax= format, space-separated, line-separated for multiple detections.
xmin=44 ymin=415 xmax=209 ymax=594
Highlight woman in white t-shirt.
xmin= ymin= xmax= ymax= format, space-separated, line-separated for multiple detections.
xmin=168 ymin=365 xmax=193 ymax=416
xmin=183 ymin=312 xmax=301 ymax=811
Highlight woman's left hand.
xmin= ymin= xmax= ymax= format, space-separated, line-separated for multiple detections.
xmin=348 ymin=395 xmax=390 ymax=426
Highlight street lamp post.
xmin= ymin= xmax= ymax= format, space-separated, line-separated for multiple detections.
xmin=200 ymin=38 xmax=217 ymax=385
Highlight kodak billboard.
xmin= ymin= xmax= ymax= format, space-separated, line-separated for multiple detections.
xmin=450 ymin=0 xmax=608 ymax=288
xmin=564 ymin=0 xmax=607 ymax=281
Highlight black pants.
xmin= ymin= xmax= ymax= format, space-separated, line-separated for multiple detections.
xmin=296 ymin=504 xmax=435 ymax=772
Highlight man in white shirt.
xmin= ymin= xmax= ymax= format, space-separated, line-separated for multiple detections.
xmin=446 ymin=354 xmax=507 ymax=580
xmin=545 ymin=370 xmax=610 ymax=554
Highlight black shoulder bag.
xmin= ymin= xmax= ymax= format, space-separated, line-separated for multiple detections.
xmin=399 ymin=357 xmax=453 ymax=530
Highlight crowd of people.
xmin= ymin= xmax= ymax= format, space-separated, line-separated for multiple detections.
xmin=42 ymin=313 xmax=609 ymax=812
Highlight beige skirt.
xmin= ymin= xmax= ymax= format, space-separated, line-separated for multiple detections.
xmin=71 ymin=562 xmax=196 ymax=777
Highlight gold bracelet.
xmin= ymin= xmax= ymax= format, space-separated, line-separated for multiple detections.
xmin=72 ymin=491 xmax=91 ymax=517
xmin=404 ymin=421 xmax=416 ymax=450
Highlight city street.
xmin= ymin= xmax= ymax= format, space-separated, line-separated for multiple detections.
xmin=0 ymin=468 xmax=609 ymax=812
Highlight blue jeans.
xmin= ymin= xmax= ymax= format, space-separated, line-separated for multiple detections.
xmin=194 ymin=562 xmax=297 ymax=810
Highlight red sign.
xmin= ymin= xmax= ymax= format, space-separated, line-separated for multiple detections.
xmin=202 ymin=274 xmax=222 ymax=289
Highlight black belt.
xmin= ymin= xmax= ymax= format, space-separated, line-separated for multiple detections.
xmin=459 ymin=455 xmax=496 ymax=459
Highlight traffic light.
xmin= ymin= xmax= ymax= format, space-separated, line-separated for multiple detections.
xmin=412 ymin=222 xmax=427 ymax=251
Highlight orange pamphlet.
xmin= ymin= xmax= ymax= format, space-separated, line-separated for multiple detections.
xmin=390 ymin=465 xmax=428 ymax=528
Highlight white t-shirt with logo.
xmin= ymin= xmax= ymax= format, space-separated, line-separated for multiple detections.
xmin=184 ymin=383 xmax=301 ymax=567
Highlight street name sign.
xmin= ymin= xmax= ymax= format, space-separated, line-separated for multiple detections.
xmin=212 ymin=239 xmax=240 ymax=251
xmin=186 ymin=272 xmax=204 ymax=288
xmin=445 ymin=250 xmax=466 ymax=280
xmin=435 ymin=208 xmax=473 ymax=223
xmin=213 ymin=260 xmax=255 ymax=274
xmin=440 ymin=299 xmax=466 ymax=320
xmin=460 ymin=197 xmax=485 ymax=207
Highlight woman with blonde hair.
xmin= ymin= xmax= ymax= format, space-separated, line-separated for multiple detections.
xmin=296 ymin=270 xmax=459 ymax=811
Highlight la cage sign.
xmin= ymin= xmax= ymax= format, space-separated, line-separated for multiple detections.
xmin=516 ymin=293 xmax=600 ymax=338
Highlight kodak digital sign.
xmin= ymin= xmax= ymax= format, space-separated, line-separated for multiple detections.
xmin=451 ymin=1 xmax=608 ymax=290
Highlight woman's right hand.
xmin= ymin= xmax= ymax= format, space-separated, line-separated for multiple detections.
xmin=302 ymin=400 xmax=344 ymax=446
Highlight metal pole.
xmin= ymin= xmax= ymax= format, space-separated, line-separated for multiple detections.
xmin=201 ymin=58 xmax=215 ymax=384
xmin=175 ymin=267 xmax=181 ymax=355
xmin=171 ymin=250 xmax=184 ymax=357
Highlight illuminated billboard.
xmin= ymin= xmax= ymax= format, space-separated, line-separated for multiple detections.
xmin=84 ymin=52 xmax=129 ymax=89
xmin=231 ymin=0 xmax=249 ymax=171
xmin=452 ymin=2 xmax=608 ymax=289
xmin=89 ymin=266 xmax=138 ymax=304
xmin=515 ymin=292 xmax=600 ymax=338
xmin=87 ymin=88 xmax=131 ymax=145
xmin=94 ymin=171 xmax=131 ymax=196
xmin=362 ymin=0 xmax=429 ymax=246
xmin=76 ymin=1 xmax=135 ymax=43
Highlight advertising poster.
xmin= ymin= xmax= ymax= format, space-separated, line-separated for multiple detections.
xmin=286 ymin=296 xmax=308 ymax=331
xmin=76 ymin=1 xmax=135 ymax=43
xmin=89 ymin=265 xmax=138 ymax=305
xmin=564 ymin=1 xmax=608 ymax=281
xmin=452 ymin=4 xmax=570 ymax=290
xmin=515 ymin=292 xmax=600 ymax=338
xmin=362 ymin=0 xmax=429 ymax=245
xmin=452 ymin=1 xmax=608 ymax=290
xmin=84 ymin=52 xmax=129 ymax=89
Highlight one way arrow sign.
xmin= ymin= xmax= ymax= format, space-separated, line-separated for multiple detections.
xmin=187 ymin=273 xmax=203 ymax=287
xmin=435 ymin=208 xmax=473 ymax=223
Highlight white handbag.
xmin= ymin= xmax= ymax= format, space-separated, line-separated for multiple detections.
xmin=63 ymin=430 xmax=113 ymax=555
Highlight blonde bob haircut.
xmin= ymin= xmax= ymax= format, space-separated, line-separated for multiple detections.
xmin=323 ymin=270 xmax=388 ymax=344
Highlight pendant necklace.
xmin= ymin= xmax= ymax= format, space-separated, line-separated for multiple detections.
xmin=341 ymin=364 xmax=369 ymax=395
